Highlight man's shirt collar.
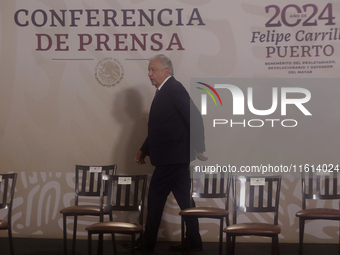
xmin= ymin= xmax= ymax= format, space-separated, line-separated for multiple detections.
xmin=157 ymin=76 xmax=171 ymax=91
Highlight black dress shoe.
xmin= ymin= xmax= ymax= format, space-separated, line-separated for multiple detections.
xmin=122 ymin=242 xmax=154 ymax=254
xmin=169 ymin=243 xmax=203 ymax=252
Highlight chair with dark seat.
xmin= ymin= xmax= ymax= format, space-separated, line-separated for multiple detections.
xmin=60 ymin=164 xmax=117 ymax=255
xmin=0 ymin=173 xmax=17 ymax=255
xmin=179 ymin=169 xmax=230 ymax=255
xmin=296 ymin=169 xmax=340 ymax=255
xmin=86 ymin=174 xmax=148 ymax=255
xmin=224 ymin=175 xmax=282 ymax=255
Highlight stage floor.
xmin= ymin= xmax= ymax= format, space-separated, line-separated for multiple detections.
xmin=0 ymin=238 xmax=338 ymax=255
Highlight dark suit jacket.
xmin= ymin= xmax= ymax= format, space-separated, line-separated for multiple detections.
xmin=141 ymin=76 xmax=205 ymax=166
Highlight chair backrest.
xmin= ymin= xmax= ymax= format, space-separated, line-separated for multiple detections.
xmin=75 ymin=165 xmax=117 ymax=204
xmin=100 ymin=174 xmax=148 ymax=223
xmin=232 ymin=175 xmax=282 ymax=225
xmin=0 ymin=173 xmax=17 ymax=224
xmin=190 ymin=167 xmax=231 ymax=208
xmin=301 ymin=169 xmax=340 ymax=209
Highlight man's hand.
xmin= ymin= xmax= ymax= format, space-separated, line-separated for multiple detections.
xmin=195 ymin=151 xmax=208 ymax=161
xmin=135 ymin=150 xmax=147 ymax=164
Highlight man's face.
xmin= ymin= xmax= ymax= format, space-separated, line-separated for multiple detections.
xmin=148 ymin=59 xmax=169 ymax=88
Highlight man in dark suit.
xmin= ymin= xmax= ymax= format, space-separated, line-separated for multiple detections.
xmin=135 ymin=54 xmax=208 ymax=252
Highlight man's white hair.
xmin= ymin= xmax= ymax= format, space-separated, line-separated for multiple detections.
xmin=149 ymin=54 xmax=174 ymax=76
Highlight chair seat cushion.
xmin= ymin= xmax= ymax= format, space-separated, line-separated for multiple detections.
xmin=86 ymin=222 xmax=142 ymax=233
xmin=0 ymin=220 xmax=8 ymax=229
xmin=296 ymin=208 xmax=340 ymax=219
xmin=60 ymin=205 xmax=109 ymax=215
xmin=224 ymin=223 xmax=281 ymax=235
xmin=179 ymin=207 xmax=229 ymax=217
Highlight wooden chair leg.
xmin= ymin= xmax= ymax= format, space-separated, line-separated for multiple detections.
xmin=231 ymin=236 xmax=236 ymax=255
xmin=88 ymin=232 xmax=92 ymax=255
xmin=186 ymin=218 xmax=190 ymax=255
xmin=131 ymin=233 xmax=136 ymax=255
xmin=140 ymin=231 xmax=145 ymax=255
xmin=72 ymin=216 xmax=78 ymax=255
xmin=272 ymin=235 xmax=280 ymax=255
xmin=226 ymin=234 xmax=230 ymax=255
xmin=181 ymin=216 xmax=185 ymax=255
xmin=226 ymin=234 xmax=233 ymax=255
xmin=8 ymin=227 xmax=14 ymax=255
xmin=276 ymin=235 xmax=280 ymax=255
xmin=219 ymin=218 xmax=223 ymax=255
xmin=63 ymin=215 xmax=67 ymax=255
xmin=111 ymin=233 xmax=117 ymax=255
xmin=299 ymin=218 xmax=305 ymax=255
xmin=97 ymin=233 xmax=103 ymax=255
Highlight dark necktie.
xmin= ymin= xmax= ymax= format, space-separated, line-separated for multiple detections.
xmin=151 ymin=89 xmax=159 ymax=105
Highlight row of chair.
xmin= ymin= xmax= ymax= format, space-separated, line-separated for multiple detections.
xmin=59 ymin=165 xmax=117 ymax=255
xmin=1 ymin=167 xmax=340 ymax=255
xmin=180 ymin=169 xmax=340 ymax=255
xmin=0 ymin=166 xmax=148 ymax=255
xmin=59 ymin=164 xmax=149 ymax=255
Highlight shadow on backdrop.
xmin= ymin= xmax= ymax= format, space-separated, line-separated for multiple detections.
xmin=112 ymin=88 xmax=152 ymax=175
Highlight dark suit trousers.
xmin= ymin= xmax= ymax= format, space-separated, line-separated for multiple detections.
xmin=144 ymin=163 xmax=202 ymax=250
